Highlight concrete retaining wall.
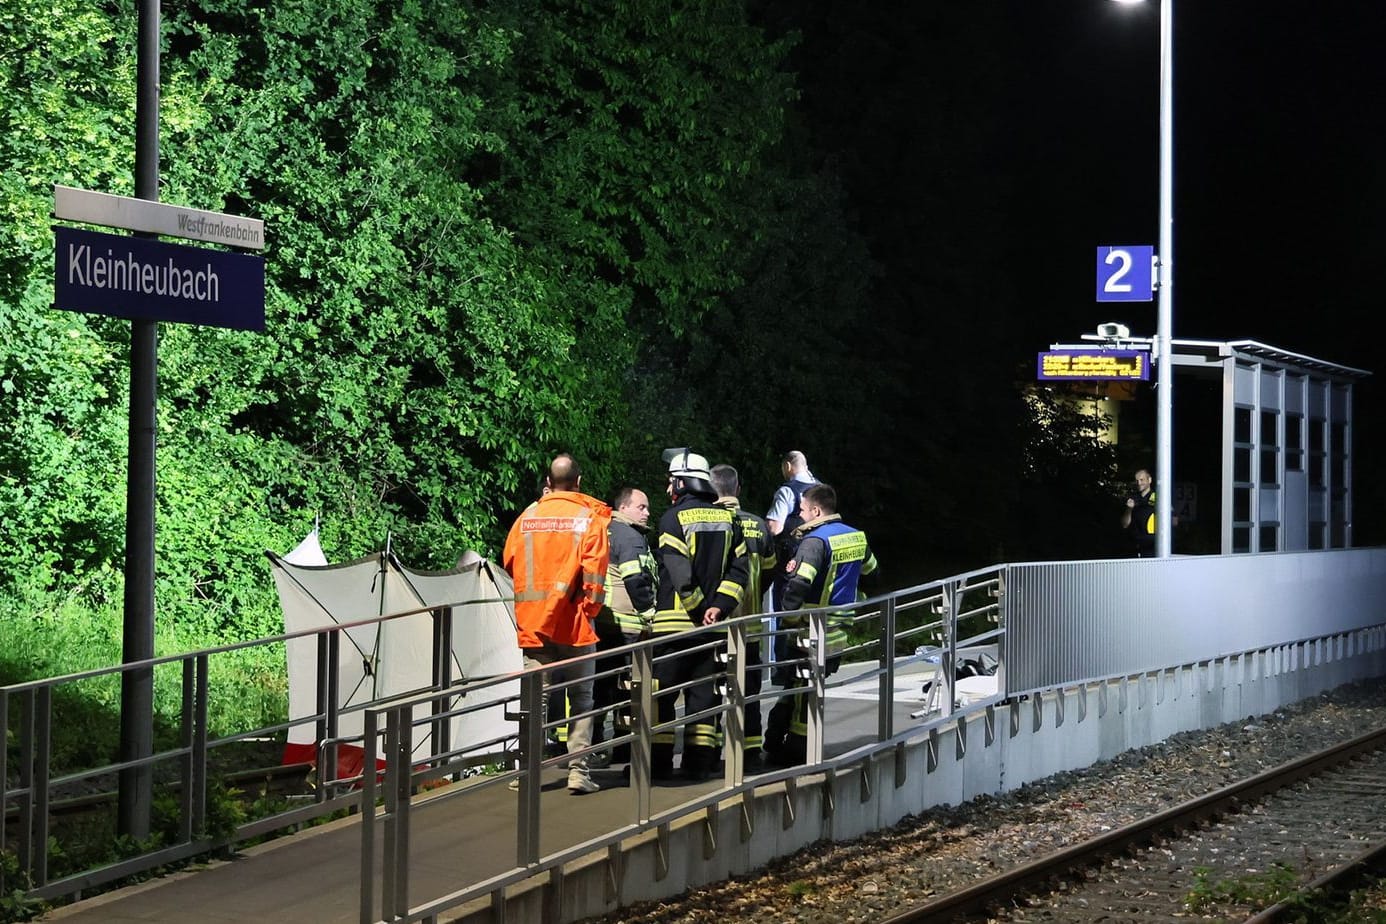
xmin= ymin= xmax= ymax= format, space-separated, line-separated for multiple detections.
xmin=450 ymin=627 xmax=1386 ymax=924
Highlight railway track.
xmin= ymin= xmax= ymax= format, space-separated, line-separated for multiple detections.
xmin=881 ymin=726 xmax=1386 ymax=923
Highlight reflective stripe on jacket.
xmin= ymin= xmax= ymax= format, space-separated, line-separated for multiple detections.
xmin=502 ymin=490 xmax=611 ymax=648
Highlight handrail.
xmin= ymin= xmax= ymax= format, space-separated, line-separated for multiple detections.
xmin=4 ymin=549 xmax=1384 ymax=910
xmin=358 ymin=549 xmax=1386 ymax=924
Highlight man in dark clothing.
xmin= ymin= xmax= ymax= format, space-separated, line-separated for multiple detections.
xmin=1121 ymin=468 xmax=1158 ymax=557
xmin=765 ymin=451 xmax=818 ymax=606
xmin=765 ymin=483 xmax=878 ymax=768
xmin=650 ymin=449 xmax=750 ymax=780
xmin=592 ymin=486 xmax=657 ymax=764
xmin=711 ymin=463 xmax=776 ymax=772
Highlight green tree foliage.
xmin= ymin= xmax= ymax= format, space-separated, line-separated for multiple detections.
xmin=0 ymin=0 xmax=879 ymax=687
xmin=0 ymin=0 xmax=137 ymax=605
xmin=1 ymin=0 xmax=1122 ymax=717
xmin=1014 ymin=386 xmax=1123 ymax=560
xmin=468 ymin=0 xmax=876 ymax=502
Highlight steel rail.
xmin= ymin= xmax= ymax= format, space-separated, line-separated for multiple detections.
xmin=1242 ymin=838 xmax=1386 ymax=923
xmin=879 ymin=724 xmax=1386 ymax=923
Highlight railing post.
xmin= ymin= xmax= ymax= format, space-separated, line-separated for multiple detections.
xmin=33 ymin=686 xmax=50 ymax=888
xmin=315 ymin=629 xmax=342 ymax=798
xmin=725 ymin=621 xmax=747 ymax=784
xmin=630 ymin=643 xmax=654 ymax=824
xmin=941 ymin=582 xmax=957 ymax=719
xmin=516 ymin=670 xmax=544 ymax=867
xmin=879 ymin=596 xmax=897 ymax=742
xmin=431 ymin=607 xmax=453 ymax=768
xmin=994 ymin=568 xmax=1008 ymax=702
xmin=391 ymin=709 xmax=412 ymax=922
xmin=15 ymin=690 xmax=32 ymax=886
xmin=178 ymin=656 xmax=208 ymax=844
xmin=179 ymin=659 xmax=194 ymax=844
xmin=381 ymin=707 xmax=400 ymax=919
xmin=359 ymin=708 xmax=378 ymax=924
xmin=806 ymin=610 xmax=826 ymax=764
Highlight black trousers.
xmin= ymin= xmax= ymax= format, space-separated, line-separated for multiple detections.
xmin=591 ymin=620 xmax=630 ymax=745
xmin=651 ymin=634 xmax=722 ymax=774
xmin=765 ymin=650 xmax=841 ymax=763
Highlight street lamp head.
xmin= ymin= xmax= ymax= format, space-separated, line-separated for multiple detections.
xmin=1108 ymin=0 xmax=1146 ymax=4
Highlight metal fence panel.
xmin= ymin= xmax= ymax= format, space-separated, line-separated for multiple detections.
xmin=1006 ymin=549 xmax=1386 ymax=693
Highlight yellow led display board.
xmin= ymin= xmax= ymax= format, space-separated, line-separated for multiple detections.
xmin=1036 ymin=350 xmax=1150 ymax=381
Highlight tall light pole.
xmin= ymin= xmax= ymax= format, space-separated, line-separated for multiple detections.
xmin=1113 ymin=0 xmax=1174 ymax=557
xmin=1155 ymin=0 xmax=1173 ymax=558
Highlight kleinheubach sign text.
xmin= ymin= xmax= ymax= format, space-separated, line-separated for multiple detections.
xmin=54 ymin=226 xmax=264 ymax=331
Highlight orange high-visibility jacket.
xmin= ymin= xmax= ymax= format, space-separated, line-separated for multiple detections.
xmin=503 ymin=490 xmax=611 ymax=648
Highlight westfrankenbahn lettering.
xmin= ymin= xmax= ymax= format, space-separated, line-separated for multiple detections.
xmin=67 ymin=243 xmax=221 ymax=302
xmin=53 ymin=226 xmax=264 ymax=332
xmin=176 ymin=212 xmax=263 ymax=247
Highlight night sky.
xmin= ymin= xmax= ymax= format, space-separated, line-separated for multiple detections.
xmin=1006 ymin=1 xmax=1385 ymax=368
xmin=1010 ymin=2 xmax=1386 ymax=534
xmin=760 ymin=1 xmax=1385 ymax=538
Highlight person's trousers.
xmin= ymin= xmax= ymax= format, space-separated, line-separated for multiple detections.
xmin=523 ymin=640 xmax=596 ymax=773
xmin=592 ymin=621 xmax=637 ymax=749
xmin=765 ymin=649 xmax=840 ymax=764
xmin=744 ymin=639 xmax=764 ymax=753
xmin=651 ymin=634 xmax=721 ymax=775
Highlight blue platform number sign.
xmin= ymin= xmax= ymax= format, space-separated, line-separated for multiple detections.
xmin=1096 ymin=245 xmax=1154 ymax=302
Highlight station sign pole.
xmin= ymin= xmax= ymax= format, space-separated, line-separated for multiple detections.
xmin=53 ymin=2 xmax=265 ymax=843
xmin=119 ymin=0 xmax=160 ymax=841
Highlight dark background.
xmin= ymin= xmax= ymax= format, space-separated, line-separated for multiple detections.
xmin=751 ymin=1 xmax=1385 ymax=563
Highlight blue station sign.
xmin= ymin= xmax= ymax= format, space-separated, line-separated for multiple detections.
xmin=1037 ymin=350 xmax=1151 ymax=381
xmin=1096 ymin=245 xmax=1154 ymax=302
xmin=54 ymin=226 xmax=265 ymax=331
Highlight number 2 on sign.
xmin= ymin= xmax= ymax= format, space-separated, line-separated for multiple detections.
xmin=1104 ymin=248 xmax=1133 ymax=293
xmin=1096 ymin=244 xmax=1153 ymax=302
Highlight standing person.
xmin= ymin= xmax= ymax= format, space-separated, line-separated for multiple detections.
xmin=592 ymin=486 xmax=657 ymax=765
xmin=765 ymin=483 xmax=878 ymax=768
xmin=650 ymin=449 xmax=750 ymax=780
xmin=765 ymin=450 xmax=819 ymax=671
xmin=523 ymin=471 xmax=569 ymax=754
xmin=710 ymin=463 xmax=775 ymax=772
xmin=1121 ymin=468 xmax=1158 ymax=558
xmin=502 ymin=453 xmax=611 ymax=794
xmin=766 ymin=450 xmax=818 ymax=538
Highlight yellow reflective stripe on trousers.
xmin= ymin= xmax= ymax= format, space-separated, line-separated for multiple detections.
xmin=688 ymin=723 xmax=719 ymax=748
xmin=613 ymin=610 xmax=649 ymax=634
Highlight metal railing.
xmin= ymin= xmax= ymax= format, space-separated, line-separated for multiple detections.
xmin=3 ymin=549 xmax=1383 ymax=914
xmin=0 ymin=600 xmax=509 ymax=902
xmin=358 ymin=549 xmax=1386 ymax=924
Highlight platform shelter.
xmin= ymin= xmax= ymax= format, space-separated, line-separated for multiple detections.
xmin=1172 ymin=339 xmax=1368 ymax=554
